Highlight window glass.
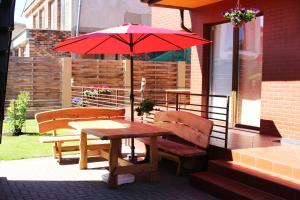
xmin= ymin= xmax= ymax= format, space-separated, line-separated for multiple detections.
xmin=50 ymin=1 xmax=57 ymax=30
xmin=39 ymin=9 xmax=45 ymax=29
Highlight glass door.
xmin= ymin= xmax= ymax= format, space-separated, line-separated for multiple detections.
xmin=209 ymin=22 xmax=233 ymax=122
xmin=209 ymin=16 xmax=263 ymax=128
xmin=237 ymin=17 xmax=263 ymax=127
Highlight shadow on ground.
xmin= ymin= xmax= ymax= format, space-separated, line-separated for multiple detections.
xmin=0 ymin=157 xmax=217 ymax=200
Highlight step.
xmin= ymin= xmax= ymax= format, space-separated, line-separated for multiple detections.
xmin=232 ymin=146 xmax=300 ymax=181
xmin=191 ymin=172 xmax=284 ymax=200
xmin=208 ymin=160 xmax=300 ymax=200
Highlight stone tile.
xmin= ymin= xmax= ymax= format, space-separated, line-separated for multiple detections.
xmin=240 ymin=154 xmax=255 ymax=167
xmin=0 ymin=157 xmax=218 ymax=200
xmin=255 ymin=158 xmax=273 ymax=172
xmin=273 ymin=163 xmax=293 ymax=177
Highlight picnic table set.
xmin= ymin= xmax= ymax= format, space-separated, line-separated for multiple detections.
xmin=34 ymin=23 xmax=212 ymax=188
xmin=35 ymin=107 xmax=213 ymax=188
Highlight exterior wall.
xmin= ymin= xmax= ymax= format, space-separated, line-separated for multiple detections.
xmin=151 ymin=7 xmax=191 ymax=30
xmin=189 ymin=0 xmax=300 ymax=138
xmin=72 ymin=0 xmax=151 ymax=33
xmin=21 ymin=0 xmax=151 ymax=58
xmin=27 ymin=29 xmax=71 ymax=57
xmin=25 ymin=0 xmax=65 ymax=30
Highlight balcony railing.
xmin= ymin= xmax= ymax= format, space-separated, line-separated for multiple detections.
xmin=71 ymin=86 xmax=230 ymax=148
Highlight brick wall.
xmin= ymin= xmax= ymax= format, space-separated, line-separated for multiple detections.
xmin=189 ymin=0 xmax=300 ymax=138
xmin=27 ymin=29 xmax=71 ymax=57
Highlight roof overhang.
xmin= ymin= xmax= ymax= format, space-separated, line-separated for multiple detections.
xmin=141 ymin=0 xmax=224 ymax=9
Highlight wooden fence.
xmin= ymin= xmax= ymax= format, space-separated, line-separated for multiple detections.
xmin=72 ymin=59 xmax=124 ymax=88
xmin=6 ymin=57 xmax=62 ymax=117
xmin=6 ymin=57 xmax=190 ymax=118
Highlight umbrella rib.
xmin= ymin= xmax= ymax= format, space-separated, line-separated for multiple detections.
xmin=134 ymin=34 xmax=145 ymax=44
xmin=111 ymin=34 xmax=130 ymax=45
xmin=53 ymin=37 xmax=89 ymax=50
xmin=150 ymin=34 xmax=184 ymax=50
xmin=174 ymin=33 xmax=210 ymax=42
xmin=84 ymin=36 xmax=113 ymax=54
xmin=133 ymin=34 xmax=152 ymax=46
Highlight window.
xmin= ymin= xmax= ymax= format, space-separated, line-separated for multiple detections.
xmin=50 ymin=0 xmax=57 ymax=29
xmin=39 ymin=9 xmax=45 ymax=29
xmin=60 ymin=0 xmax=70 ymax=30
xmin=33 ymin=14 xmax=38 ymax=28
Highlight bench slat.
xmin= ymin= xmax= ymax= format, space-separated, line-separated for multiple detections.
xmin=40 ymin=135 xmax=100 ymax=143
xmin=35 ymin=107 xmax=125 ymax=123
xmin=60 ymin=143 xmax=110 ymax=152
xmin=138 ymin=138 xmax=206 ymax=157
xmin=35 ymin=107 xmax=125 ymax=133
xmin=154 ymin=111 xmax=213 ymax=136
xmin=154 ymin=111 xmax=213 ymax=149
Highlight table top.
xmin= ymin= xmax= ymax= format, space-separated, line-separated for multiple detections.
xmin=69 ymin=119 xmax=171 ymax=140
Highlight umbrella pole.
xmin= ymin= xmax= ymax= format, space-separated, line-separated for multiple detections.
xmin=130 ymin=51 xmax=136 ymax=162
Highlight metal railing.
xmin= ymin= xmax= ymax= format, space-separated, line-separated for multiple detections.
xmin=71 ymin=86 xmax=230 ymax=148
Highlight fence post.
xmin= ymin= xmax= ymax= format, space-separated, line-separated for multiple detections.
xmin=61 ymin=57 xmax=72 ymax=108
xmin=177 ymin=61 xmax=186 ymax=89
xmin=123 ymin=59 xmax=131 ymax=89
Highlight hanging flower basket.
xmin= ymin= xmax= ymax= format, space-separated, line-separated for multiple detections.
xmin=223 ymin=7 xmax=259 ymax=27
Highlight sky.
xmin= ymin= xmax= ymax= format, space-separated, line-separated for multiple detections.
xmin=14 ymin=0 xmax=31 ymax=24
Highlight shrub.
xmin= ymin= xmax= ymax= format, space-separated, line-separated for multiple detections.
xmin=6 ymin=92 xmax=30 ymax=136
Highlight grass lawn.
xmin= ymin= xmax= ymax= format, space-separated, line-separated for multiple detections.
xmin=0 ymin=119 xmax=75 ymax=160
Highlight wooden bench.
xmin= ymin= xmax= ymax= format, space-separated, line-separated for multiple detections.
xmin=35 ymin=107 xmax=125 ymax=163
xmin=139 ymin=111 xmax=213 ymax=175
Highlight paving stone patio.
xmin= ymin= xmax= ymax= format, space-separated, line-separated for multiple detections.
xmin=0 ymin=157 xmax=217 ymax=200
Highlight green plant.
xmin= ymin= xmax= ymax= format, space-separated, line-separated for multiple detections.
xmin=6 ymin=92 xmax=30 ymax=136
xmin=98 ymin=88 xmax=111 ymax=94
xmin=84 ymin=89 xmax=98 ymax=99
xmin=135 ymin=99 xmax=155 ymax=116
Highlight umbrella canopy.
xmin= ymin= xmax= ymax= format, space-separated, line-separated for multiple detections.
xmin=54 ymin=23 xmax=210 ymax=161
xmin=54 ymin=24 xmax=209 ymax=55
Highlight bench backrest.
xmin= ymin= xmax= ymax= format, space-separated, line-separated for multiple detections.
xmin=35 ymin=107 xmax=125 ymax=134
xmin=154 ymin=111 xmax=213 ymax=149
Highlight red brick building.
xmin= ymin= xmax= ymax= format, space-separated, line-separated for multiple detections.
xmin=143 ymin=0 xmax=300 ymax=139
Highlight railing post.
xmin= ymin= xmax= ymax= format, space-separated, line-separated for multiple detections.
xmin=225 ymin=96 xmax=230 ymax=149
xmin=81 ymin=87 xmax=85 ymax=107
xmin=61 ymin=57 xmax=72 ymax=108
xmin=175 ymin=93 xmax=179 ymax=111
xmin=116 ymin=89 xmax=119 ymax=107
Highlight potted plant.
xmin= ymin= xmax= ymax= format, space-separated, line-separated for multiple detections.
xmin=98 ymin=88 xmax=112 ymax=95
xmin=135 ymin=99 xmax=155 ymax=118
xmin=84 ymin=88 xmax=98 ymax=99
xmin=223 ymin=0 xmax=259 ymax=27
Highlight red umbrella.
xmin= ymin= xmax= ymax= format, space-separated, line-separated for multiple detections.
xmin=54 ymin=23 xmax=210 ymax=160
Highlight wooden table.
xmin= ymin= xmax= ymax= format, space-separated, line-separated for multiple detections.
xmin=69 ymin=119 xmax=170 ymax=187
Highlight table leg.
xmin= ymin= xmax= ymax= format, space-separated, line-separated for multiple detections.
xmin=149 ymin=136 xmax=159 ymax=182
xmin=108 ymin=139 xmax=121 ymax=188
xmin=79 ymin=131 xmax=88 ymax=169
